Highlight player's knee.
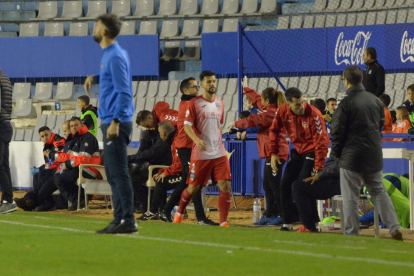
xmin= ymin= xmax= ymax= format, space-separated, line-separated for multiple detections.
xmin=218 ymin=180 xmax=231 ymax=192
xmin=188 ymin=184 xmax=200 ymax=195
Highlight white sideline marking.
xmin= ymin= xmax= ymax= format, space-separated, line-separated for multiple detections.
xmin=274 ymin=240 xmax=366 ymax=250
xmin=0 ymin=220 xmax=413 ymax=268
xmin=19 ymin=214 xmax=107 ymax=224
xmin=381 ymin=249 xmax=411 ymax=254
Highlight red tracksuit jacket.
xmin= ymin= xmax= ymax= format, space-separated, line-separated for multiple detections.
xmin=153 ymin=101 xmax=178 ymax=127
xmin=235 ymin=88 xmax=289 ymax=161
xmin=269 ymin=102 xmax=330 ymax=170
xmin=176 ymin=97 xmax=195 ymax=149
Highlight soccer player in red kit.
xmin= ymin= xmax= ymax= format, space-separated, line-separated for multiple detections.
xmin=173 ymin=70 xmax=232 ymax=227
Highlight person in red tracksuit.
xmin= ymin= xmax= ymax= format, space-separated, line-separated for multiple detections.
xmin=15 ymin=126 xmax=65 ymax=211
xmin=235 ymin=86 xmax=289 ymax=226
xmin=158 ymin=77 xmax=212 ymax=224
xmin=269 ymin=87 xmax=330 ymax=231
xmin=51 ymin=117 xmax=101 ymax=211
xmin=136 ymin=101 xmax=178 ymax=129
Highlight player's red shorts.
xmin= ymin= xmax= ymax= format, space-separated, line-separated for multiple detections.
xmin=187 ymin=155 xmax=231 ymax=186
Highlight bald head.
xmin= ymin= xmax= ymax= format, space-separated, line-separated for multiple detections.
xmin=158 ymin=121 xmax=175 ymax=141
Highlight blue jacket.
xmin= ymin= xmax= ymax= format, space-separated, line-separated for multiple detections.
xmin=96 ymin=42 xmax=134 ymax=124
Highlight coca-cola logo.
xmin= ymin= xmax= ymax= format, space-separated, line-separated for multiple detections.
xmin=335 ymin=31 xmax=371 ymax=66
xmin=400 ymin=31 xmax=414 ymax=63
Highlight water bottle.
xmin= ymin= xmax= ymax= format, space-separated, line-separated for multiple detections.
xmin=253 ymin=198 xmax=261 ymax=223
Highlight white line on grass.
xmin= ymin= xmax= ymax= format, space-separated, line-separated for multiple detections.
xmin=17 ymin=214 xmax=108 ymax=224
xmin=0 ymin=220 xmax=413 ymax=268
xmin=274 ymin=240 xmax=366 ymax=250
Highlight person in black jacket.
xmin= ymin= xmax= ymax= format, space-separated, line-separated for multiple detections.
xmin=362 ymin=47 xmax=385 ymax=97
xmin=0 ymin=69 xmax=17 ymax=214
xmin=331 ymin=65 xmax=402 ymax=240
xmin=128 ymin=129 xmax=172 ymax=210
xmin=292 ymin=159 xmax=341 ymax=233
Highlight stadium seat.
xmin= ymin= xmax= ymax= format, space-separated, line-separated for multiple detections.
xmin=47 ymin=114 xmax=57 ymax=129
xmin=356 ymin=12 xmax=367 ymax=26
xmin=160 ymin=20 xmax=179 ymax=39
xmin=55 ymin=1 xmax=83 ymax=21
xmin=180 ymin=41 xmax=201 ymax=61
xmin=189 ymin=0 xmax=219 ymax=17
xmin=79 ymin=1 xmax=107 ymax=21
xmin=144 ymin=97 xmax=156 ymax=110
xmin=168 ymin=80 xmax=180 ymax=96
xmin=396 ymin=9 xmax=408 ymax=24
xmin=156 ymin=96 xmax=166 ymax=104
xmin=225 ymin=111 xmax=236 ymax=128
xmin=325 ymin=15 xmax=336 ymax=28
xmin=12 ymin=99 xmax=36 ymax=119
xmin=290 ymin=16 xmax=303 ymax=29
xmin=384 ymin=0 xmax=397 ymax=8
xmin=317 ymin=76 xmax=330 ymax=99
xmin=386 ymin=10 xmax=397 ymax=24
xmin=111 ymin=0 xmax=131 ymax=18
xmin=403 ymin=0 xmax=414 ymax=7
xmin=55 ymin=82 xmax=74 ymax=101
xmin=226 ymin=79 xmax=238 ymax=95
xmin=152 ymin=0 xmax=177 ymax=18
xmin=147 ymin=81 xmax=159 ymax=97
xmin=132 ymin=81 xmax=139 ymax=97
xmin=119 ymin=21 xmax=136 ymax=35
xmin=268 ymin=77 xmax=280 ymax=91
xmin=385 ymin=74 xmax=395 ymax=91
xmin=407 ymin=9 xmax=414 ymax=23
xmin=258 ymin=78 xmax=269 ymax=90
xmin=346 ymin=13 xmax=356 ymax=26
xmin=330 ymin=76 xmax=341 ymax=93
xmin=248 ymin=78 xmax=259 ymax=91
xmin=376 ymin=11 xmax=386 ymax=25
xmin=394 ymin=73 xmax=406 ymax=90
xmin=314 ymin=15 xmax=326 ymax=28
xmin=231 ymin=94 xmax=239 ymax=111
xmin=173 ymin=97 xmax=181 ymax=110
xmin=33 ymin=83 xmax=53 ymax=102
xmin=363 ymin=0 xmax=376 ymax=9
xmin=131 ymin=125 xmax=142 ymax=141
xmin=303 ymin=15 xmax=314 ymax=28
xmin=12 ymin=83 xmax=31 ymax=102
xmin=126 ymin=0 xmax=155 ymax=19
xmin=311 ymin=0 xmax=327 ymax=12
xmin=325 ymin=0 xmax=340 ymax=12
xmin=96 ymin=127 xmax=103 ymax=142
xmin=30 ymin=2 xmax=58 ymax=21
xmin=170 ymin=0 xmax=199 ymax=17
xmin=15 ymin=129 xmax=25 ymax=141
xmin=161 ymin=41 xmax=181 ymax=61
xmin=223 ymin=95 xmax=232 ymax=111
xmin=336 ymin=14 xmax=346 ymax=27
xmin=75 ymin=103 xmax=81 ymax=117
xmin=404 ymin=73 xmax=414 ymax=88
xmin=338 ymin=0 xmax=353 ymax=11
xmin=222 ymin=18 xmax=239 ymax=32
xmin=19 ymin=23 xmax=39 ymax=37
xmin=66 ymin=114 xmax=75 ymax=121
xmin=0 ymin=32 xmax=17 ymax=38
xmin=158 ymin=81 xmax=169 ymax=97
xmin=137 ymin=81 xmax=149 ymax=97
xmin=307 ymin=76 xmax=319 ymax=96
xmin=69 ymin=23 xmax=89 ymax=36
xmin=176 ymin=20 xmax=200 ymax=39
xmin=165 ymin=97 xmax=174 ymax=107
xmin=136 ymin=97 xmax=146 ymax=112
xmin=44 ymin=23 xmax=64 ymax=37
xmin=234 ymin=0 xmax=258 ymax=16
xmin=90 ymin=98 xmax=98 ymax=107
xmin=252 ymin=0 xmax=277 ymax=15
xmin=202 ymin=19 xmax=219 ymax=33
xmin=55 ymin=114 xmax=66 ymax=130
xmin=24 ymin=129 xmax=34 ymax=141
xmin=276 ymin=16 xmax=290 ymax=29
xmin=216 ymin=79 xmax=229 ymax=97
xmin=366 ymin=12 xmax=376 ymax=25
xmin=298 ymin=76 xmax=309 ymax=94
xmin=215 ymin=0 xmax=239 ymax=17
xmin=349 ymin=0 xmax=364 ymax=10
xmin=374 ymin=0 xmax=386 ymax=8
xmin=139 ymin=21 xmax=158 ymax=35
xmin=288 ymin=77 xmax=299 ymax=88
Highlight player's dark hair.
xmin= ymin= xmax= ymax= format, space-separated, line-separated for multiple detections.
xmin=343 ymin=65 xmax=363 ymax=85
xmin=180 ymin=77 xmax=196 ymax=94
xmin=199 ymin=71 xmax=216 ymax=82
xmin=136 ymin=110 xmax=152 ymax=125
xmin=96 ymin=14 xmax=122 ymax=39
xmin=285 ymin=87 xmax=302 ymax=102
xmin=38 ymin=126 xmax=50 ymax=133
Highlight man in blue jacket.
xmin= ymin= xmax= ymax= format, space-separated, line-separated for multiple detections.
xmin=84 ymin=14 xmax=137 ymax=234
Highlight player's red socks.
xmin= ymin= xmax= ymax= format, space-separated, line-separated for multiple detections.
xmin=176 ymin=188 xmax=193 ymax=216
xmin=219 ymin=191 xmax=231 ymax=226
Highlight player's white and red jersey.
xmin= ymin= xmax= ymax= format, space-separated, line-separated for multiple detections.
xmin=184 ymin=95 xmax=226 ymax=160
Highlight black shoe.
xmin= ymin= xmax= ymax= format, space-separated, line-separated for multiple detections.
xmin=391 ymin=230 xmax=403 ymax=241
xmin=15 ymin=198 xmax=35 ymax=211
xmin=96 ymin=223 xmax=120 ymax=234
xmin=34 ymin=203 xmax=56 ymax=212
xmin=159 ymin=210 xmax=173 ymax=223
xmin=137 ymin=212 xmax=157 ymax=221
xmin=280 ymin=226 xmax=293 ymax=232
xmin=68 ymin=200 xmax=85 ymax=211
xmin=198 ymin=218 xmax=219 ymax=226
xmin=134 ymin=205 xmax=146 ymax=214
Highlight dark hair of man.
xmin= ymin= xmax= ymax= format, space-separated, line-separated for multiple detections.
xmin=343 ymin=65 xmax=363 ymax=85
xmin=326 ymin=98 xmax=337 ymax=104
xmin=311 ymin=99 xmax=326 ymax=114
xmin=69 ymin=116 xmax=82 ymax=123
xmin=262 ymin=87 xmax=278 ymax=104
xmin=38 ymin=126 xmax=50 ymax=134
xmin=407 ymin=84 xmax=414 ymax=92
xmin=285 ymin=87 xmax=302 ymax=102
xmin=239 ymin=110 xmax=251 ymax=119
xmin=379 ymin=94 xmax=391 ymax=107
xmin=78 ymin=95 xmax=90 ymax=105
xmin=136 ymin=110 xmax=152 ymax=125
xmin=179 ymin=77 xmax=196 ymax=94
xmin=366 ymin=47 xmax=377 ymax=60
xmin=199 ymin=71 xmax=216 ymax=82
xmin=96 ymin=14 xmax=121 ymax=39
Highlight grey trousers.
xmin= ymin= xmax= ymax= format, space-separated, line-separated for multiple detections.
xmin=339 ymin=168 xmax=400 ymax=236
